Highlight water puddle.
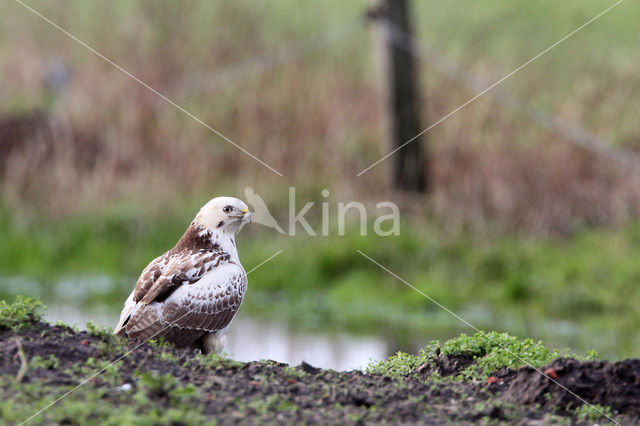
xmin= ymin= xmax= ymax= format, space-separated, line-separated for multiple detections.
xmin=43 ymin=304 xmax=388 ymax=371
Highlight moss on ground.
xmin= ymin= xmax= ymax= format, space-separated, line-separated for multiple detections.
xmin=0 ymin=296 xmax=43 ymax=331
xmin=366 ymin=331 xmax=596 ymax=380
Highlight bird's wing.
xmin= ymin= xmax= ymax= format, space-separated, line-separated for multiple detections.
xmin=131 ymin=252 xmax=173 ymax=303
xmin=114 ymin=247 xmax=231 ymax=337
xmin=162 ymin=263 xmax=246 ymax=331
xmin=114 ymin=252 xmax=171 ymax=335
xmin=123 ymin=262 xmax=247 ymax=346
xmin=133 ymin=248 xmax=231 ymax=305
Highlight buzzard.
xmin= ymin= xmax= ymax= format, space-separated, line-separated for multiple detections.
xmin=114 ymin=197 xmax=252 ymax=354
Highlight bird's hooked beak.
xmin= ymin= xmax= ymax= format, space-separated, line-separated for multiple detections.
xmin=231 ymin=208 xmax=251 ymax=221
xmin=242 ymin=208 xmax=252 ymax=224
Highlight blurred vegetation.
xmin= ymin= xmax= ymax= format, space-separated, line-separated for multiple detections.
xmin=1 ymin=0 xmax=639 ymax=361
xmin=1 ymin=0 xmax=639 ymax=231
xmin=1 ymin=203 xmax=640 ymax=359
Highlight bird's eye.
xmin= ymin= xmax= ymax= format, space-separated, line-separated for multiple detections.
xmin=223 ymin=206 xmax=232 ymax=214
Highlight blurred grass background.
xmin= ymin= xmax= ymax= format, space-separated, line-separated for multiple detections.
xmin=1 ymin=0 xmax=639 ymax=359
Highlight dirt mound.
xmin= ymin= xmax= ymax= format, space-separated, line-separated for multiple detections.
xmin=503 ymin=357 xmax=640 ymax=415
xmin=2 ymin=321 xmax=639 ymax=424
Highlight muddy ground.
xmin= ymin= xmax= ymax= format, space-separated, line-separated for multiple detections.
xmin=1 ymin=320 xmax=639 ymax=425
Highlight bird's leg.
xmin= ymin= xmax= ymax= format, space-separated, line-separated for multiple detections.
xmin=197 ymin=332 xmax=226 ymax=355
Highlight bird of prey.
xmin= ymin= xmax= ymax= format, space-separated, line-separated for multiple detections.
xmin=114 ymin=197 xmax=252 ymax=354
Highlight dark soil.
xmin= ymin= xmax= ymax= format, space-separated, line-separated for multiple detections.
xmin=1 ymin=321 xmax=639 ymax=425
xmin=503 ymin=358 xmax=640 ymax=416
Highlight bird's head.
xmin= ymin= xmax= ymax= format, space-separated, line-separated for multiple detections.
xmin=194 ymin=196 xmax=252 ymax=235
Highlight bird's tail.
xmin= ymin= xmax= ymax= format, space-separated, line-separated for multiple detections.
xmin=113 ymin=294 xmax=137 ymax=335
xmin=113 ymin=312 xmax=132 ymax=336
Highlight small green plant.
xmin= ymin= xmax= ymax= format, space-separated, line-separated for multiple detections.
xmin=146 ymin=336 xmax=172 ymax=350
xmin=85 ymin=322 xmax=127 ymax=357
xmin=346 ymin=412 xmax=365 ymax=423
xmin=282 ymin=366 xmax=308 ymax=380
xmin=0 ymin=296 xmax=44 ymax=331
xmin=136 ymin=370 xmax=177 ymax=398
xmin=93 ymin=339 xmax=127 ymax=358
xmin=158 ymin=351 xmax=180 ymax=363
xmin=258 ymin=359 xmax=281 ymax=366
xmin=247 ymin=394 xmax=283 ymax=415
xmin=134 ymin=370 xmax=202 ymax=407
xmin=277 ymin=400 xmax=298 ymax=412
xmin=586 ymin=350 xmax=598 ymax=360
xmin=30 ymin=355 xmax=60 ymax=370
xmin=74 ymin=358 xmax=122 ymax=385
xmin=574 ymin=403 xmax=613 ymax=422
xmin=86 ymin=321 xmax=114 ymax=341
xmin=365 ymin=351 xmax=423 ymax=378
xmin=191 ymin=352 xmax=243 ymax=370
xmin=170 ymin=383 xmax=200 ymax=401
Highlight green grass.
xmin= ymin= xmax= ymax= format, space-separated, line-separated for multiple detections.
xmin=574 ymin=403 xmax=614 ymax=422
xmin=0 ymin=375 xmax=209 ymax=425
xmin=189 ymin=353 xmax=244 ymax=371
xmin=0 ymin=202 xmax=189 ymax=281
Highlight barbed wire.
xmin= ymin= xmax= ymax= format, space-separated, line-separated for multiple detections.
xmin=381 ymin=18 xmax=640 ymax=171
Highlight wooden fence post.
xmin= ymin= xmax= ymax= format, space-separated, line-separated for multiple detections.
xmin=369 ymin=0 xmax=426 ymax=192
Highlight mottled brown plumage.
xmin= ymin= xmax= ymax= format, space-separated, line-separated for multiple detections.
xmin=114 ymin=197 xmax=251 ymax=353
